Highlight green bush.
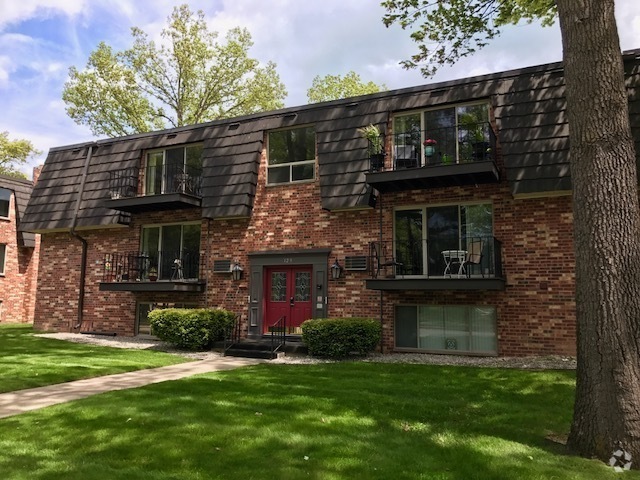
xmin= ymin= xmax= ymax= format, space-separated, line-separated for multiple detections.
xmin=149 ymin=308 xmax=236 ymax=350
xmin=301 ymin=317 xmax=381 ymax=358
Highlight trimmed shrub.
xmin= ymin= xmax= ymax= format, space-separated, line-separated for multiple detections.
xmin=149 ymin=308 xmax=236 ymax=350
xmin=301 ymin=317 xmax=381 ymax=358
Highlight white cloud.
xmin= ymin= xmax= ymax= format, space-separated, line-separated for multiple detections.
xmin=0 ymin=0 xmax=88 ymax=30
xmin=0 ymin=0 xmax=638 ymax=178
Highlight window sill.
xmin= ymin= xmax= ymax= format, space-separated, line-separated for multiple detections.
xmin=266 ymin=178 xmax=316 ymax=188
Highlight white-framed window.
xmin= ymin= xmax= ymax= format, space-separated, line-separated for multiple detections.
xmin=393 ymin=102 xmax=491 ymax=167
xmin=140 ymin=222 xmax=201 ymax=280
xmin=267 ymin=125 xmax=316 ymax=185
xmin=0 ymin=188 xmax=11 ymax=219
xmin=0 ymin=244 xmax=6 ymax=275
xmin=394 ymin=202 xmax=493 ymax=277
xmin=145 ymin=144 xmax=203 ymax=195
xmin=396 ymin=305 xmax=497 ymax=355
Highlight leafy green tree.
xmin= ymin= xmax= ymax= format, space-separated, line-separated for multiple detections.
xmin=382 ymin=0 xmax=640 ymax=467
xmin=63 ymin=4 xmax=287 ymax=137
xmin=0 ymin=132 xmax=40 ymax=179
xmin=307 ymin=71 xmax=386 ymax=103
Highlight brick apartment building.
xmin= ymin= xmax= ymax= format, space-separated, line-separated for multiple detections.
xmin=0 ymin=173 xmax=40 ymax=323
xmin=19 ymin=50 xmax=640 ymax=356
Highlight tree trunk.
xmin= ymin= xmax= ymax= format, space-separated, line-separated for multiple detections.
xmin=557 ymin=0 xmax=640 ymax=466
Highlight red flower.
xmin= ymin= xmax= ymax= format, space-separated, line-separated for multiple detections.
xmin=423 ymin=138 xmax=437 ymax=146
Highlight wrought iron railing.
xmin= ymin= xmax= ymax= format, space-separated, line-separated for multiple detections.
xmin=270 ymin=315 xmax=287 ymax=355
xmin=102 ymin=250 xmax=204 ymax=282
xmin=108 ymin=161 xmax=203 ymax=199
xmin=370 ymin=121 xmax=496 ymax=172
xmin=369 ymin=235 xmax=502 ymax=279
xmin=224 ymin=314 xmax=242 ymax=355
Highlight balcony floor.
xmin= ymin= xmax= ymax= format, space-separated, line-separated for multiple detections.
xmin=103 ymin=193 xmax=201 ymax=213
xmin=365 ymin=276 xmax=505 ymax=291
xmin=99 ymin=280 xmax=206 ymax=293
xmin=365 ymin=160 xmax=499 ymax=193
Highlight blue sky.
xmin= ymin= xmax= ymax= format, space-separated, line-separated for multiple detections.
xmin=1 ymin=0 xmax=639 ymax=177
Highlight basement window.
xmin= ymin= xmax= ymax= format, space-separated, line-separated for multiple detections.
xmin=395 ymin=305 xmax=497 ymax=355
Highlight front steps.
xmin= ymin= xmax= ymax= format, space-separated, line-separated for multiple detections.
xmin=224 ymin=337 xmax=307 ymax=360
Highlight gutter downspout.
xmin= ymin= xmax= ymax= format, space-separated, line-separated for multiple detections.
xmin=70 ymin=142 xmax=97 ymax=332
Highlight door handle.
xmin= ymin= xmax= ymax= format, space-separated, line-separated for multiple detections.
xmin=290 ymin=297 xmax=295 ymax=306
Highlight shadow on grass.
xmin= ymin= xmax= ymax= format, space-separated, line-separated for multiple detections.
xmin=0 ymin=324 xmax=187 ymax=393
xmin=0 ymin=362 xmax=630 ymax=480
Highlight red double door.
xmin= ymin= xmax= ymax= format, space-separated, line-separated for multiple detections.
xmin=264 ymin=266 xmax=313 ymax=334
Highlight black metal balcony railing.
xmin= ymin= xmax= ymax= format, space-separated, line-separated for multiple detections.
xmin=108 ymin=161 xmax=203 ymax=199
xmin=368 ymin=122 xmax=496 ymax=172
xmin=102 ymin=251 xmax=203 ymax=282
xmin=370 ymin=235 xmax=502 ymax=279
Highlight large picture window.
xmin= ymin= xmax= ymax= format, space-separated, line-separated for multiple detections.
xmin=267 ymin=126 xmax=315 ymax=185
xmin=145 ymin=144 xmax=203 ymax=195
xmin=395 ymin=203 xmax=493 ymax=276
xmin=0 ymin=188 xmax=10 ymax=218
xmin=396 ymin=305 xmax=497 ymax=355
xmin=140 ymin=223 xmax=201 ymax=280
xmin=393 ymin=102 xmax=491 ymax=167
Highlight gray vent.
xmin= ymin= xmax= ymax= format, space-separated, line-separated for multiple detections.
xmin=213 ymin=259 xmax=232 ymax=273
xmin=344 ymin=255 xmax=368 ymax=271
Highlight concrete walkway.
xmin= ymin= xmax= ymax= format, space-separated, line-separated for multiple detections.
xmin=0 ymin=356 xmax=264 ymax=419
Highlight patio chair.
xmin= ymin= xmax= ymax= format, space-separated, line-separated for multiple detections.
xmin=394 ymin=145 xmax=418 ymax=169
xmin=370 ymin=242 xmax=403 ymax=278
xmin=463 ymin=238 xmax=485 ymax=277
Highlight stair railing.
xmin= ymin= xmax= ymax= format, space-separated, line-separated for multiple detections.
xmin=224 ymin=314 xmax=242 ymax=356
xmin=270 ymin=315 xmax=287 ymax=356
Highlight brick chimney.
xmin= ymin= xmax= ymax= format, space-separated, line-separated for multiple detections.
xmin=32 ymin=165 xmax=43 ymax=185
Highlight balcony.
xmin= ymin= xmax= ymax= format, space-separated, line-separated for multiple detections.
xmin=104 ymin=162 xmax=203 ymax=213
xmin=99 ymin=250 xmax=206 ymax=293
xmin=365 ymin=122 xmax=499 ymax=193
xmin=366 ymin=235 xmax=505 ymax=291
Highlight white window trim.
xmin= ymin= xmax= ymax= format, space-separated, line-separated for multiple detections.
xmin=392 ymin=100 xmax=491 ymax=166
xmin=144 ymin=143 xmax=203 ymax=195
xmin=0 ymin=189 xmax=11 ymax=220
xmin=394 ymin=304 xmax=498 ymax=356
xmin=266 ymin=125 xmax=317 ymax=186
xmin=393 ymin=201 xmax=494 ymax=278
xmin=0 ymin=244 xmax=6 ymax=275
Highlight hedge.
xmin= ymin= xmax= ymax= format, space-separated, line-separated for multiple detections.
xmin=149 ymin=308 xmax=236 ymax=350
xmin=301 ymin=317 xmax=381 ymax=358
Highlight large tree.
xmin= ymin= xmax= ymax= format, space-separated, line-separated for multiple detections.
xmin=307 ymin=71 xmax=386 ymax=103
xmin=0 ymin=132 xmax=40 ymax=179
xmin=63 ymin=4 xmax=287 ymax=137
xmin=382 ymin=0 xmax=640 ymax=467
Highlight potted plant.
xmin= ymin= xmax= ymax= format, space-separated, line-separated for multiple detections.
xmin=148 ymin=267 xmax=158 ymax=282
xmin=459 ymin=110 xmax=490 ymax=161
xmin=357 ymin=124 xmax=384 ymax=171
xmin=423 ymin=138 xmax=437 ymax=157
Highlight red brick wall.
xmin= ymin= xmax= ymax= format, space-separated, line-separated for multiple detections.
xmin=33 ymin=145 xmax=576 ymax=356
xmin=0 ymin=191 xmax=40 ymax=324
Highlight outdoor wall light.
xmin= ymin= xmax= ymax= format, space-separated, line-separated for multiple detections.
xmin=330 ymin=259 xmax=342 ymax=280
xmin=231 ymin=262 xmax=244 ymax=281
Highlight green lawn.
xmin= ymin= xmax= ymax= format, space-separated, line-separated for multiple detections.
xmin=1 ymin=361 xmax=636 ymax=480
xmin=0 ymin=323 xmax=189 ymax=392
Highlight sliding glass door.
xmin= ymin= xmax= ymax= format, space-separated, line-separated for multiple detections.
xmin=141 ymin=223 xmax=201 ymax=280
xmin=395 ymin=203 xmax=493 ymax=277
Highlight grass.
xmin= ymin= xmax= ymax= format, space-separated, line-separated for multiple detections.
xmin=0 ymin=323 xmax=189 ymax=392
xmin=1 ymin=361 xmax=636 ymax=479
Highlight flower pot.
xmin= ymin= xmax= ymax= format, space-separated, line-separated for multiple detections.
xmin=424 ymin=145 xmax=436 ymax=157
xmin=148 ymin=275 xmax=157 ymax=282
xmin=370 ymin=153 xmax=384 ymax=172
